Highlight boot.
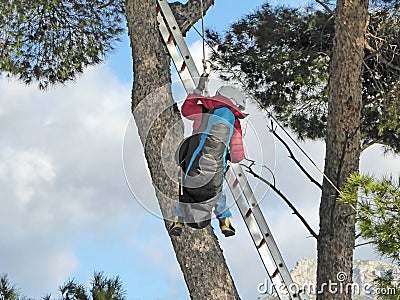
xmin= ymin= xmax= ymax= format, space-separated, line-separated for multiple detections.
xmin=169 ymin=216 xmax=184 ymax=236
xmin=219 ymin=217 xmax=236 ymax=237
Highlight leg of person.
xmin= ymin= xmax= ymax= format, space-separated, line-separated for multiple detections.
xmin=214 ymin=191 xmax=236 ymax=237
xmin=169 ymin=203 xmax=184 ymax=236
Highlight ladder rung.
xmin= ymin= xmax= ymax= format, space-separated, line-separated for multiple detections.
xmin=271 ymin=267 xmax=280 ymax=278
xmin=167 ymin=32 xmax=174 ymax=44
xmin=245 ymin=208 xmax=252 ymax=218
xmin=233 ymin=178 xmax=239 ymax=188
xmin=257 ymin=238 xmax=266 ymax=249
xmin=180 ymin=61 xmax=186 ymax=72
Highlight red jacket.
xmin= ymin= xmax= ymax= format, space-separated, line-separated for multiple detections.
xmin=181 ymin=93 xmax=247 ymax=163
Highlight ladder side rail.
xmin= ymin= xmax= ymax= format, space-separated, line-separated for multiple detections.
xmin=229 ymin=164 xmax=293 ymax=281
xmin=157 ymin=0 xmax=201 ymax=83
xmin=229 ymin=164 xmax=310 ymax=300
xmin=225 ymin=169 xmax=291 ymax=300
xmin=157 ymin=13 xmax=197 ymax=93
xmin=225 ymin=170 xmax=279 ymax=271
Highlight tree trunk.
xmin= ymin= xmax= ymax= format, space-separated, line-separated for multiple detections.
xmin=317 ymin=1 xmax=369 ymax=299
xmin=125 ymin=0 xmax=240 ymax=299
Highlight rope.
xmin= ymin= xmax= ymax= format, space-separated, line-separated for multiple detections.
xmin=200 ymin=0 xmax=207 ymax=75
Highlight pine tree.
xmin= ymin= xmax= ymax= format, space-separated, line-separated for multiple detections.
xmin=0 ymin=274 xmax=20 ymax=300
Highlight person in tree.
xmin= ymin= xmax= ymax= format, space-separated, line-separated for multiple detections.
xmin=170 ymin=78 xmax=248 ymax=237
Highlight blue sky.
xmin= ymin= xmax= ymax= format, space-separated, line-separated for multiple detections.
xmin=0 ymin=1 xmax=399 ymax=300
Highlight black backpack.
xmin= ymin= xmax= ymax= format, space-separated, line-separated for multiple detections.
xmin=176 ymin=106 xmax=235 ymax=228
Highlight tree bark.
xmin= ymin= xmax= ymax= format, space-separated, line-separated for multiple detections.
xmin=317 ymin=1 xmax=369 ymax=299
xmin=125 ymin=0 xmax=240 ymax=299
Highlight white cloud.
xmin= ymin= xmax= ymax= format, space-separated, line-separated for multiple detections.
xmin=360 ymin=144 xmax=400 ymax=176
xmin=0 ymin=148 xmax=55 ymax=203
xmin=0 ymin=65 xmax=145 ymax=297
xmin=1 ymin=240 xmax=79 ymax=298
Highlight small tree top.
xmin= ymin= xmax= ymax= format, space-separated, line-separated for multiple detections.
xmin=0 ymin=0 xmax=125 ymax=89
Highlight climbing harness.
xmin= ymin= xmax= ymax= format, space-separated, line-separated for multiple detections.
xmin=156 ymin=1 xmax=310 ymax=299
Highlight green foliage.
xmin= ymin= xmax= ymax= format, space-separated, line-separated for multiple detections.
xmin=362 ymin=4 xmax=400 ymax=153
xmin=55 ymin=272 xmax=126 ymax=300
xmin=340 ymin=173 xmax=400 ymax=261
xmin=0 ymin=274 xmax=19 ymax=300
xmin=59 ymin=279 xmax=89 ymax=300
xmin=340 ymin=173 xmax=400 ymax=299
xmin=0 ymin=0 xmax=125 ymax=89
xmin=91 ymin=272 xmax=126 ymax=300
xmin=208 ymin=3 xmax=400 ymax=152
xmin=0 ymin=272 xmax=126 ymax=300
xmin=374 ymin=270 xmax=400 ymax=300
xmin=208 ymin=4 xmax=332 ymax=140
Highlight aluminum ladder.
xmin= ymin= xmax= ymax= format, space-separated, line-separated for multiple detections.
xmin=224 ymin=163 xmax=309 ymax=300
xmin=156 ymin=1 xmax=309 ymax=299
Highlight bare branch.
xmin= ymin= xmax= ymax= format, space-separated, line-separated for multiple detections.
xmin=170 ymin=0 xmax=214 ymax=35
xmin=269 ymin=123 xmax=323 ymax=190
xmin=355 ymin=240 xmax=375 ymax=248
xmin=361 ymin=140 xmax=378 ymax=152
xmin=241 ymin=163 xmax=319 ymax=239
xmin=365 ymin=41 xmax=400 ymax=72
xmin=98 ymin=0 xmax=115 ymax=10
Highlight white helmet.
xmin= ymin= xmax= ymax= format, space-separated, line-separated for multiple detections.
xmin=216 ymin=86 xmax=246 ymax=111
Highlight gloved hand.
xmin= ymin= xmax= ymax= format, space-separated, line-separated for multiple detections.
xmin=193 ymin=74 xmax=208 ymax=95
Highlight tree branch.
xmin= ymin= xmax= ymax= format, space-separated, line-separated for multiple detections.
xmin=170 ymin=0 xmax=214 ymax=35
xmin=355 ymin=240 xmax=375 ymax=248
xmin=361 ymin=139 xmax=378 ymax=152
xmin=98 ymin=0 xmax=115 ymax=10
xmin=241 ymin=163 xmax=319 ymax=239
xmin=365 ymin=41 xmax=400 ymax=72
xmin=269 ymin=123 xmax=323 ymax=190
